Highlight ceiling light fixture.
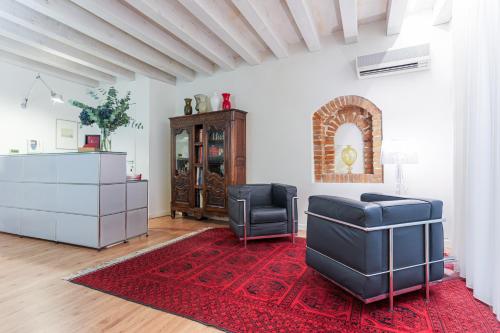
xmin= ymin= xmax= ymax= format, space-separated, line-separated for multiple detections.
xmin=21 ymin=73 xmax=64 ymax=109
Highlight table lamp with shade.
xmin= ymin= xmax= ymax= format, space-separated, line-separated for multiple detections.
xmin=382 ymin=139 xmax=418 ymax=195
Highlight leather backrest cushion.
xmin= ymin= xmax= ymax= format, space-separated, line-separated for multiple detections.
xmin=308 ymin=195 xmax=382 ymax=228
xmin=249 ymin=184 xmax=273 ymax=207
xmin=271 ymin=184 xmax=296 ymax=208
xmin=375 ymin=200 xmax=431 ymax=225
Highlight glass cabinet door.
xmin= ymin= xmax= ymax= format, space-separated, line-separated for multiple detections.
xmin=173 ymin=128 xmax=190 ymax=204
xmin=207 ymin=128 xmax=225 ymax=176
xmin=175 ymin=129 xmax=190 ymax=175
xmin=205 ymin=125 xmax=226 ymax=208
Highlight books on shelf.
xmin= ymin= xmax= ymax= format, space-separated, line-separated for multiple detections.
xmin=195 ymin=167 xmax=203 ymax=186
xmin=195 ymin=189 xmax=204 ymax=208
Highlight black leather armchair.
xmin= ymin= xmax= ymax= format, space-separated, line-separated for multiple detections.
xmin=228 ymin=184 xmax=298 ymax=246
xmin=306 ymin=193 xmax=445 ymax=310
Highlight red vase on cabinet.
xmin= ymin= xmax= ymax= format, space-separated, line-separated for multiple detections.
xmin=222 ymin=93 xmax=231 ymax=110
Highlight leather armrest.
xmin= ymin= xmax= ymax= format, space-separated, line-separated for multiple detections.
xmin=272 ymin=183 xmax=297 ymax=231
xmin=361 ymin=193 xmax=406 ymax=202
xmin=228 ymin=185 xmax=252 ymax=230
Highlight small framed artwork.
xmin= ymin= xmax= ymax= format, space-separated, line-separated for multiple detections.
xmin=27 ymin=139 xmax=42 ymax=154
xmin=56 ymin=119 xmax=78 ymax=150
xmin=85 ymin=135 xmax=101 ymax=148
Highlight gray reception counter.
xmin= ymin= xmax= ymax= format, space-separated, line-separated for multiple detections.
xmin=0 ymin=152 xmax=148 ymax=249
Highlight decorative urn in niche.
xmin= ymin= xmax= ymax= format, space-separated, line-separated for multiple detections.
xmin=341 ymin=145 xmax=358 ymax=174
xmin=222 ymin=93 xmax=231 ymax=110
xmin=184 ymin=98 xmax=193 ymax=115
xmin=194 ymin=94 xmax=210 ymax=113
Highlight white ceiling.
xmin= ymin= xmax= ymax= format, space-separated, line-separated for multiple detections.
xmin=0 ymin=0 xmax=452 ymax=86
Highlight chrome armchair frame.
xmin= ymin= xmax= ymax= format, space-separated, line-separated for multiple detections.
xmin=305 ymin=210 xmax=454 ymax=311
xmin=236 ymin=197 xmax=298 ymax=247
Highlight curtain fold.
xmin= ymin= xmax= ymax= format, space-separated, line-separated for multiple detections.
xmin=452 ymin=0 xmax=500 ymax=321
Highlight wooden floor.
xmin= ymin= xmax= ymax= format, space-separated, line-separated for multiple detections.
xmin=0 ymin=217 xmax=233 ymax=333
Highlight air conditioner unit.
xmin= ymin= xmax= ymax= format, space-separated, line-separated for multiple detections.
xmin=356 ymin=44 xmax=430 ymax=79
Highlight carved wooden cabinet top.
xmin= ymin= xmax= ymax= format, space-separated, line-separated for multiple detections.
xmin=169 ymin=109 xmax=247 ymax=127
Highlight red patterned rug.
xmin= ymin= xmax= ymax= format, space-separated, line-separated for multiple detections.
xmin=70 ymin=228 xmax=499 ymax=333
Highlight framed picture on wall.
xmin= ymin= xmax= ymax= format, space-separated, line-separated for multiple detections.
xmin=26 ymin=139 xmax=42 ymax=154
xmin=56 ymin=119 xmax=78 ymax=150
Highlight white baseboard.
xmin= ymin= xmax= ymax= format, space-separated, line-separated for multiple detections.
xmin=149 ymin=210 xmax=170 ymax=219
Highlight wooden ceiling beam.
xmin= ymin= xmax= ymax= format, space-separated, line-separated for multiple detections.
xmin=16 ymin=0 xmax=191 ymax=81
xmin=285 ymin=0 xmax=321 ymax=51
xmin=0 ymin=0 xmax=174 ymax=84
xmin=72 ymin=0 xmax=214 ymax=76
xmin=179 ymin=0 xmax=262 ymax=66
xmin=386 ymin=0 xmax=408 ymax=35
xmin=126 ymin=0 xmax=236 ymax=71
xmin=232 ymin=0 xmax=288 ymax=59
xmin=0 ymin=17 xmax=134 ymax=80
xmin=0 ymin=34 xmax=115 ymax=84
xmin=0 ymin=49 xmax=99 ymax=87
xmin=338 ymin=0 xmax=359 ymax=44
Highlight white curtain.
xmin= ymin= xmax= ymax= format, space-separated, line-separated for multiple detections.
xmin=453 ymin=0 xmax=500 ymax=320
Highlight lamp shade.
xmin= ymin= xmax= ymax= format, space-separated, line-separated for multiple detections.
xmin=382 ymin=139 xmax=419 ymax=164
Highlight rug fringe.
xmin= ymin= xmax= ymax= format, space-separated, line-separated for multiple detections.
xmin=63 ymin=227 xmax=213 ymax=281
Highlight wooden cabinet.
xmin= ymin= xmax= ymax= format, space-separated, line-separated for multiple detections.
xmin=169 ymin=109 xmax=246 ymax=219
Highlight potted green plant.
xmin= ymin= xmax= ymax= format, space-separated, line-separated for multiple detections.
xmin=70 ymin=87 xmax=143 ymax=151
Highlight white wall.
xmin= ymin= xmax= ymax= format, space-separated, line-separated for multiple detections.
xmin=176 ymin=13 xmax=454 ymax=237
xmin=0 ymin=62 xmax=95 ymax=154
xmin=0 ymin=63 xmax=176 ymax=218
xmin=149 ymin=79 xmax=176 ymax=218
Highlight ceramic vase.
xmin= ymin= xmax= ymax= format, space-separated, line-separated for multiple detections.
xmin=222 ymin=93 xmax=231 ymax=110
xmin=184 ymin=98 xmax=193 ymax=115
xmin=210 ymin=92 xmax=221 ymax=111
xmin=194 ymin=94 xmax=210 ymax=113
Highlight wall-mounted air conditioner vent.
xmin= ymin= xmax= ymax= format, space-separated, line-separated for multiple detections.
xmin=356 ymin=44 xmax=430 ymax=79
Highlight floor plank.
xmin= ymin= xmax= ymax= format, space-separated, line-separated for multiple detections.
xmin=0 ymin=217 xmax=228 ymax=333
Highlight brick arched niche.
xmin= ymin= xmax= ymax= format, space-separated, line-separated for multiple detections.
xmin=312 ymin=95 xmax=383 ymax=183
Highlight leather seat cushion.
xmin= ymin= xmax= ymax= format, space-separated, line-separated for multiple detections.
xmin=251 ymin=206 xmax=287 ymax=224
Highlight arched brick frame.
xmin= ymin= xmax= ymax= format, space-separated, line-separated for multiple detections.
xmin=312 ymin=95 xmax=383 ymax=183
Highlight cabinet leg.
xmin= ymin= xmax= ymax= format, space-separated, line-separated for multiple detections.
xmin=171 ymin=210 xmax=176 ymax=219
xmin=182 ymin=212 xmax=188 ymax=217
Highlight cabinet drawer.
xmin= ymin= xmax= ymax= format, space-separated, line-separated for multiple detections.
xmin=22 ymin=183 xmax=57 ymax=211
xmin=57 ymin=184 xmax=98 ymax=215
xmin=0 ymin=156 xmax=23 ymax=181
xmin=100 ymin=154 xmax=126 ymax=184
xmin=24 ymin=155 xmax=57 ymax=183
xmin=127 ymin=208 xmax=147 ymax=238
xmin=0 ymin=207 xmax=21 ymax=234
xmin=57 ymin=154 xmax=99 ymax=184
xmin=100 ymin=184 xmax=126 ymax=216
xmin=100 ymin=212 xmax=125 ymax=247
xmin=56 ymin=213 xmax=98 ymax=248
xmin=20 ymin=210 xmax=56 ymax=241
xmin=0 ymin=182 xmax=22 ymax=207
xmin=127 ymin=181 xmax=148 ymax=210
